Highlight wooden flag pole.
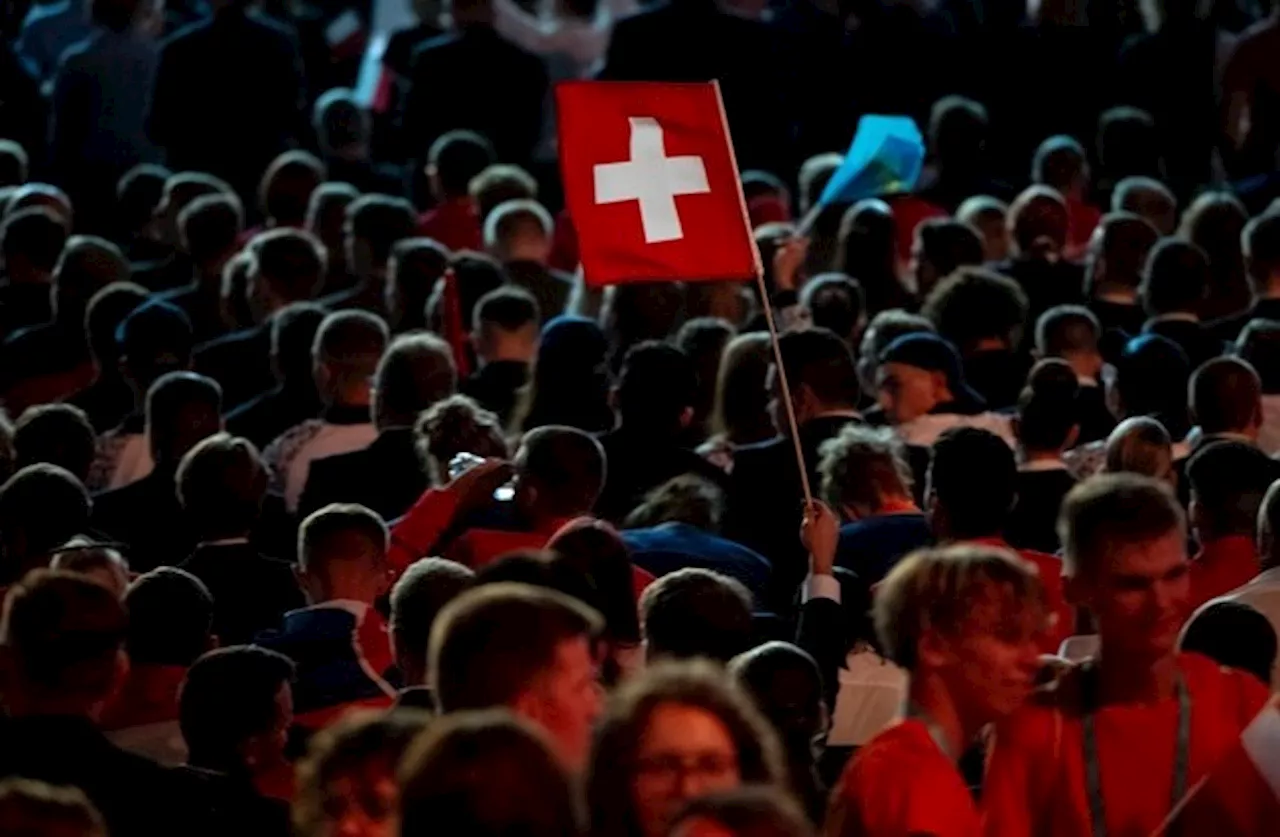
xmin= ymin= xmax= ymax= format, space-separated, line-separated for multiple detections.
xmin=753 ymin=266 xmax=814 ymax=510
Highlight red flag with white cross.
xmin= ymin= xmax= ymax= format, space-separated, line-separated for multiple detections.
xmin=556 ymin=81 xmax=760 ymax=287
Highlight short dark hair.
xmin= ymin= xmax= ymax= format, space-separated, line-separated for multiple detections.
xmin=0 ymin=570 xmax=125 ymax=699
xmin=118 ymin=299 xmax=193 ymax=384
xmin=271 ymin=302 xmax=329 ymax=382
xmin=116 ymin=163 xmax=169 ymax=234
xmin=929 ymin=427 xmax=1016 ymax=539
xmin=624 ymin=474 xmax=725 ymax=532
xmin=917 ymin=218 xmax=985 ymax=278
xmin=1058 ymin=473 xmax=1185 ymax=578
xmin=1187 ymin=441 xmax=1280 ymax=538
xmin=617 ymin=341 xmax=696 ymax=429
xmin=800 ymin=273 xmax=865 ymax=342
xmin=1018 ymin=359 xmax=1080 ymax=451
xmin=1035 ymin=304 xmax=1100 ymax=357
xmin=428 ymin=130 xmax=497 ymax=197
xmin=639 ymin=568 xmax=753 ymax=662
xmin=545 ymin=519 xmax=642 ymax=648
xmin=251 ymin=228 xmax=326 ymax=302
xmin=1244 ymin=212 xmax=1280 ymax=283
xmin=176 ymin=434 xmax=267 ymax=539
xmin=259 ymin=151 xmax=326 ymax=226
xmin=1190 ymin=357 xmax=1261 ymax=435
xmin=429 ymin=582 xmax=603 ymax=712
xmin=0 ymin=465 xmax=90 ymax=577
xmin=923 ymin=267 xmax=1029 ymax=349
xmin=180 ymin=646 xmax=295 ymax=768
xmin=312 ymin=89 xmax=369 ymax=153
xmin=778 ymin=327 xmax=859 ymax=409
xmin=123 ymin=567 xmax=214 ymax=667
xmin=13 ymin=404 xmax=96 ymax=482
xmin=1180 ymin=600 xmax=1277 ymax=686
xmin=85 ymin=281 xmax=147 ymax=364
xmin=297 ymin=503 xmax=389 ymax=577
xmin=2 ymin=207 xmax=67 ymax=273
xmin=313 ymin=310 xmax=390 ymax=394
xmin=429 ymin=252 xmax=507 ymax=332
xmin=517 ymin=426 xmax=607 ymax=518
xmin=1141 ymin=238 xmax=1209 ymax=316
xmin=1009 ymin=186 xmax=1069 ymax=255
xmin=1032 ymin=135 xmax=1088 ymax=191
xmin=469 ymin=165 xmax=538 ymax=222
xmin=928 ymin=95 xmax=988 ymax=165
xmin=53 ymin=236 xmax=129 ymax=313
xmin=399 ymin=710 xmax=581 ymax=837
xmin=1115 ymin=334 xmax=1191 ymax=438
xmin=92 ymin=0 xmax=143 ymax=32
xmin=669 ymin=787 xmax=814 ymax=837
xmin=388 ymin=238 xmax=450 ymax=331
xmin=179 ymin=193 xmax=244 ymax=265
xmin=1097 ymin=106 xmax=1160 ymax=182
xmin=145 ymin=371 xmax=222 ymax=464
xmin=474 ymin=285 xmax=540 ymax=334
xmin=347 ymin=195 xmax=416 ymax=266
xmin=0 ymin=140 xmax=29 ymax=187
xmin=1086 ymin=212 xmax=1161 ymax=294
xmin=373 ymin=332 xmax=456 ymax=429
xmin=1112 ymin=176 xmax=1177 ymax=235
xmin=389 ymin=557 xmax=476 ymax=679
xmin=1236 ymin=320 xmax=1280 ymax=394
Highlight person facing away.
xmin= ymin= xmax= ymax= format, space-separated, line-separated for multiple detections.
xmin=415 ymin=129 xmax=497 ymax=252
xmin=325 ymin=195 xmax=417 ymax=317
xmin=1033 ymin=304 xmax=1116 ymax=444
xmin=0 ymin=207 xmax=68 ymax=339
xmin=1084 ymin=211 xmax=1161 ymax=356
xmin=1139 ymin=237 xmax=1226 ymax=371
xmin=263 ymin=309 xmax=388 ymax=512
xmin=384 ymin=238 xmax=449 ymax=335
xmin=11 ymin=404 xmax=97 ymax=491
xmin=66 ymin=281 xmax=149 ymax=433
xmin=982 ymin=474 xmax=1273 ymax=837
xmin=462 ymin=285 xmax=539 ymax=428
xmin=991 ymin=185 xmax=1085 ymax=324
xmin=826 ymin=544 xmax=1046 ymax=837
xmin=156 ymin=193 xmax=244 ymax=344
xmin=1007 ymin=360 xmax=1080 ymax=554
xmin=484 ymin=198 xmax=572 ymax=324
xmin=388 ymin=557 xmax=476 ymax=698
xmin=428 ymin=581 xmax=604 ymax=772
xmin=0 ymin=464 xmax=91 ymax=587
xmin=1209 ymin=478 xmax=1280 ymax=689
xmin=1212 ymin=211 xmax=1280 ymax=340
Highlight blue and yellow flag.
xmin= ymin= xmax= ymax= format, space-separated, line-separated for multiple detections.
xmin=818 ymin=115 xmax=925 ymax=206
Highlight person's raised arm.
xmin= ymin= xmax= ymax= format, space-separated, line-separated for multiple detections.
xmin=388 ymin=458 xmax=513 ymax=574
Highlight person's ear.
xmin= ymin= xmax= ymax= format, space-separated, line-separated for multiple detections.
xmin=1063 ymin=424 xmax=1080 ymax=451
xmin=1189 ymin=497 xmax=1206 ymax=536
xmin=929 ymin=369 xmax=950 ymax=402
xmin=917 ymin=628 xmax=952 ymax=670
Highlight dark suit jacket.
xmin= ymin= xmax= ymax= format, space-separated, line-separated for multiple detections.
xmin=193 ymin=323 xmax=274 ymax=412
xmin=595 ymin=427 xmax=729 ymax=525
xmin=1007 ymin=467 xmax=1077 ymax=554
xmin=724 ymin=414 xmax=861 ymax=613
xmin=621 ymin=521 xmax=772 ymax=602
xmin=398 ymin=26 xmax=546 ymax=164
xmin=992 ymin=258 xmax=1086 ymax=326
xmin=91 ymin=466 xmax=192 ymax=573
xmin=225 ymin=382 xmax=324 ymax=450
xmin=1143 ymin=316 xmax=1225 ymax=371
xmin=504 ymin=261 xmax=572 ymax=325
xmin=461 ymin=360 xmax=527 ymax=429
xmin=962 ymin=349 xmax=1031 ymax=412
xmin=297 ymin=427 xmax=428 ymax=521
xmin=1210 ymin=296 xmax=1280 ymax=341
xmin=179 ymin=541 xmax=303 ymax=645
xmin=1090 ymin=298 xmax=1147 ymax=363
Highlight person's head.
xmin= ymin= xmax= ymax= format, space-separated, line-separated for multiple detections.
xmin=297 ymin=503 xmax=390 ymax=606
xmin=1236 ymin=320 xmax=1280 ymax=395
xmin=742 ymin=170 xmax=792 ymax=227
xmin=179 ymin=192 xmax=243 ymax=279
xmin=429 ymin=582 xmax=605 ymax=769
xmin=312 ymin=310 xmax=389 ymax=408
xmin=470 ymin=164 xmax=538 ymax=224
xmin=1179 ymin=600 xmax=1277 ymax=686
xmin=258 ymin=151 xmax=325 ymax=229
xmin=710 ymin=332 xmax=773 ymax=447
xmin=389 ymin=557 xmax=475 ymax=687
xmin=426 ymin=130 xmax=497 ymax=201
xmin=1242 ymin=211 xmax=1280 ymax=294
xmin=667 ymin=786 xmax=815 ymax=837
xmin=797 ymin=273 xmax=864 ymax=348
xmin=639 ymin=568 xmax=753 ymax=663
xmin=1059 ymin=474 xmax=1189 ymax=662
xmin=0 ymin=466 xmax=91 ymax=582
xmin=876 ymin=332 xmax=975 ymax=424
xmin=145 ymin=371 xmax=222 ymax=466
xmin=1016 ymin=359 xmax=1080 ymax=455
xmin=1190 ymin=356 xmax=1262 ymax=439
xmin=1257 ymin=479 xmax=1280 ymax=571
xmin=624 ymin=474 xmax=726 ymax=533
xmin=312 ymin=88 xmax=371 ymax=161
xmin=546 ymin=518 xmax=643 ymax=657
xmin=1112 ymin=334 xmax=1191 ymax=436
xmin=1186 ymin=440 xmax=1279 ymax=543
xmin=1111 ymin=176 xmax=1177 ymax=236
xmin=956 ymin=195 xmax=1011 ymax=263
xmin=246 ymin=228 xmax=326 ymax=319
xmin=926 ymin=427 xmax=1016 ymax=541
xmin=523 ymin=317 xmax=612 ymax=432
xmin=414 ymin=394 xmax=507 ymax=482
xmin=855 ymin=309 xmax=934 ymax=397
xmin=616 ymin=341 xmax=697 ymax=437
xmin=586 ymin=659 xmax=785 ymax=837
xmin=928 ymin=95 xmax=989 ymax=174
xmin=399 ymin=709 xmax=581 ymax=837
xmin=155 ymin=173 xmax=233 ymax=247
xmin=344 ymin=195 xmax=416 ymax=280
xmin=306 ymin=182 xmax=360 ymax=277
xmin=772 ymin=328 xmax=859 ymax=428
xmin=512 ymin=426 xmax=607 ymax=523
xmin=602 ymin=282 xmax=687 ymax=372
xmin=85 ymin=281 xmax=147 ymax=369
xmin=729 ymin=642 xmax=825 ymax=768
xmin=675 ymin=318 xmax=735 ymax=438
xmin=0 ymin=141 xmax=29 ymax=188
xmin=47 ymin=538 xmax=129 ymax=598
xmin=50 ymin=236 xmax=129 ymax=324
xmin=1008 ymin=185 xmax=1069 ymax=261
xmin=875 ymin=544 xmax=1046 ymax=724
xmin=123 ymin=567 xmax=214 ymax=668
xmin=818 ymin=423 xmax=914 ymax=520
xmin=372 ymin=332 xmax=456 ymax=430
xmin=116 ymin=163 xmax=170 ymax=243
xmin=12 ymin=404 xmax=95 ymax=484
xmin=1140 ymin=237 xmax=1210 ymax=317
xmin=1096 ymin=107 xmax=1161 ymax=186
xmin=270 ymin=302 xmax=328 ymax=387
xmin=484 ymin=198 xmax=554 ymax=265
xmin=1085 ymin=212 xmax=1161 ymax=300
xmin=180 ymin=646 xmax=295 ymax=774
xmin=797 ymin=153 xmax=842 ymax=215
xmin=1 ymin=207 xmax=67 ymax=283
xmin=911 ymin=219 xmax=985 ymax=301
xmin=1032 ymin=135 xmax=1089 ymax=200
xmin=922 ymin=266 xmax=1028 ymax=354
xmin=117 ymin=299 xmax=194 ymax=398
xmin=426 ymin=251 xmax=506 ymax=336
xmin=385 ymin=238 xmax=449 ymax=333
xmin=177 ymin=433 xmax=269 ymax=541
xmin=1035 ymin=304 xmax=1102 ymax=380
xmin=0 ymin=570 xmax=126 ymax=718
xmin=473 ymin=285 xmax=540 ymax=365
xmin=1180 ymin=192 xmax=1247 ymax=295
xmin=0 ymin=778 xmax=106 ymax=837
xmin=835 ymin=199 xmax=901 ymax=315
xmin=1104 ymin=416 xmax=1175 ymax=484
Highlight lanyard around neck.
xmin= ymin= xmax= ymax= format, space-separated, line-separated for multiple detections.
xmin=1079 ymin=664 xmax=1191 ymax=837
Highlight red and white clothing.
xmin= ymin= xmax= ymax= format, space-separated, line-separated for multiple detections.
xmin=1189 ymin=535 xmax=1261 ymax=612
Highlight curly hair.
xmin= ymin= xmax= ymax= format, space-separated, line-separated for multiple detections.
xmin=414 ymin=394 xmax=508 ymax=484
xmin=922 ymin=267 xmax=1029 ymax=351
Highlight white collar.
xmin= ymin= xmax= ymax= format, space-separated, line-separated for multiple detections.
xmin=200 ymin=537 xmax=250 ymax=547
xmin=1020 ymin=459 xmax=1069 ymax=472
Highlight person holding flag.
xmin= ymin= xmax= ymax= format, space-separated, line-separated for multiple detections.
xmin=983 ymin=473 xmax=1272 ymax=837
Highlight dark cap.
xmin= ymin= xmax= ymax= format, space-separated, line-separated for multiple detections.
xmin=879 ymin=332 xmax=984 ymax=409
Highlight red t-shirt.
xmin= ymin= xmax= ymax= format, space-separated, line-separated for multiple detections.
xmin=1189 ymin=535 xmax=1260 ymax=611
xmin=983 ymin=652 xmax=1270 ymax=837
xmin=828 ymin=718 xmax=980 ymax=837
xmin=417 ymin=199 xmax=481 ymax=253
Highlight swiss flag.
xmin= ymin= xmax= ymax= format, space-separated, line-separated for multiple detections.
xmin=556 ymin=81 xmax=760 ymax=287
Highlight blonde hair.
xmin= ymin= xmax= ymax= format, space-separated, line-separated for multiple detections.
xmin=874 ymin=544 xmax=1047 ymax=671
xmin=818 ymin=424 xmax=913 ymax=512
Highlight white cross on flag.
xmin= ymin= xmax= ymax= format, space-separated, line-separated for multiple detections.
xmin=556 ymin=81 xmax=760 ymax=287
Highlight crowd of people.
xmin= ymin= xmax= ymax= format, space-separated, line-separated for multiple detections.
xmin=5 ymin=0 xmax=1280 ymax=834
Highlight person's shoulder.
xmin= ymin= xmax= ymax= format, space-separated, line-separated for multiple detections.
xmin=195 ymin=325 xmax=261 ymax=356
xmin=842 ymin=720 xmax=973 ymax=807
xmin=1179 ymin=651 xmax=1271 ymax=714
xmin=160 ymin=15 xmax=212 ymax=49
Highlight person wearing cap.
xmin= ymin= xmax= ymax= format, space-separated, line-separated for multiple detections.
xmin=874 ymin=332 xmax=1014 ymax=450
